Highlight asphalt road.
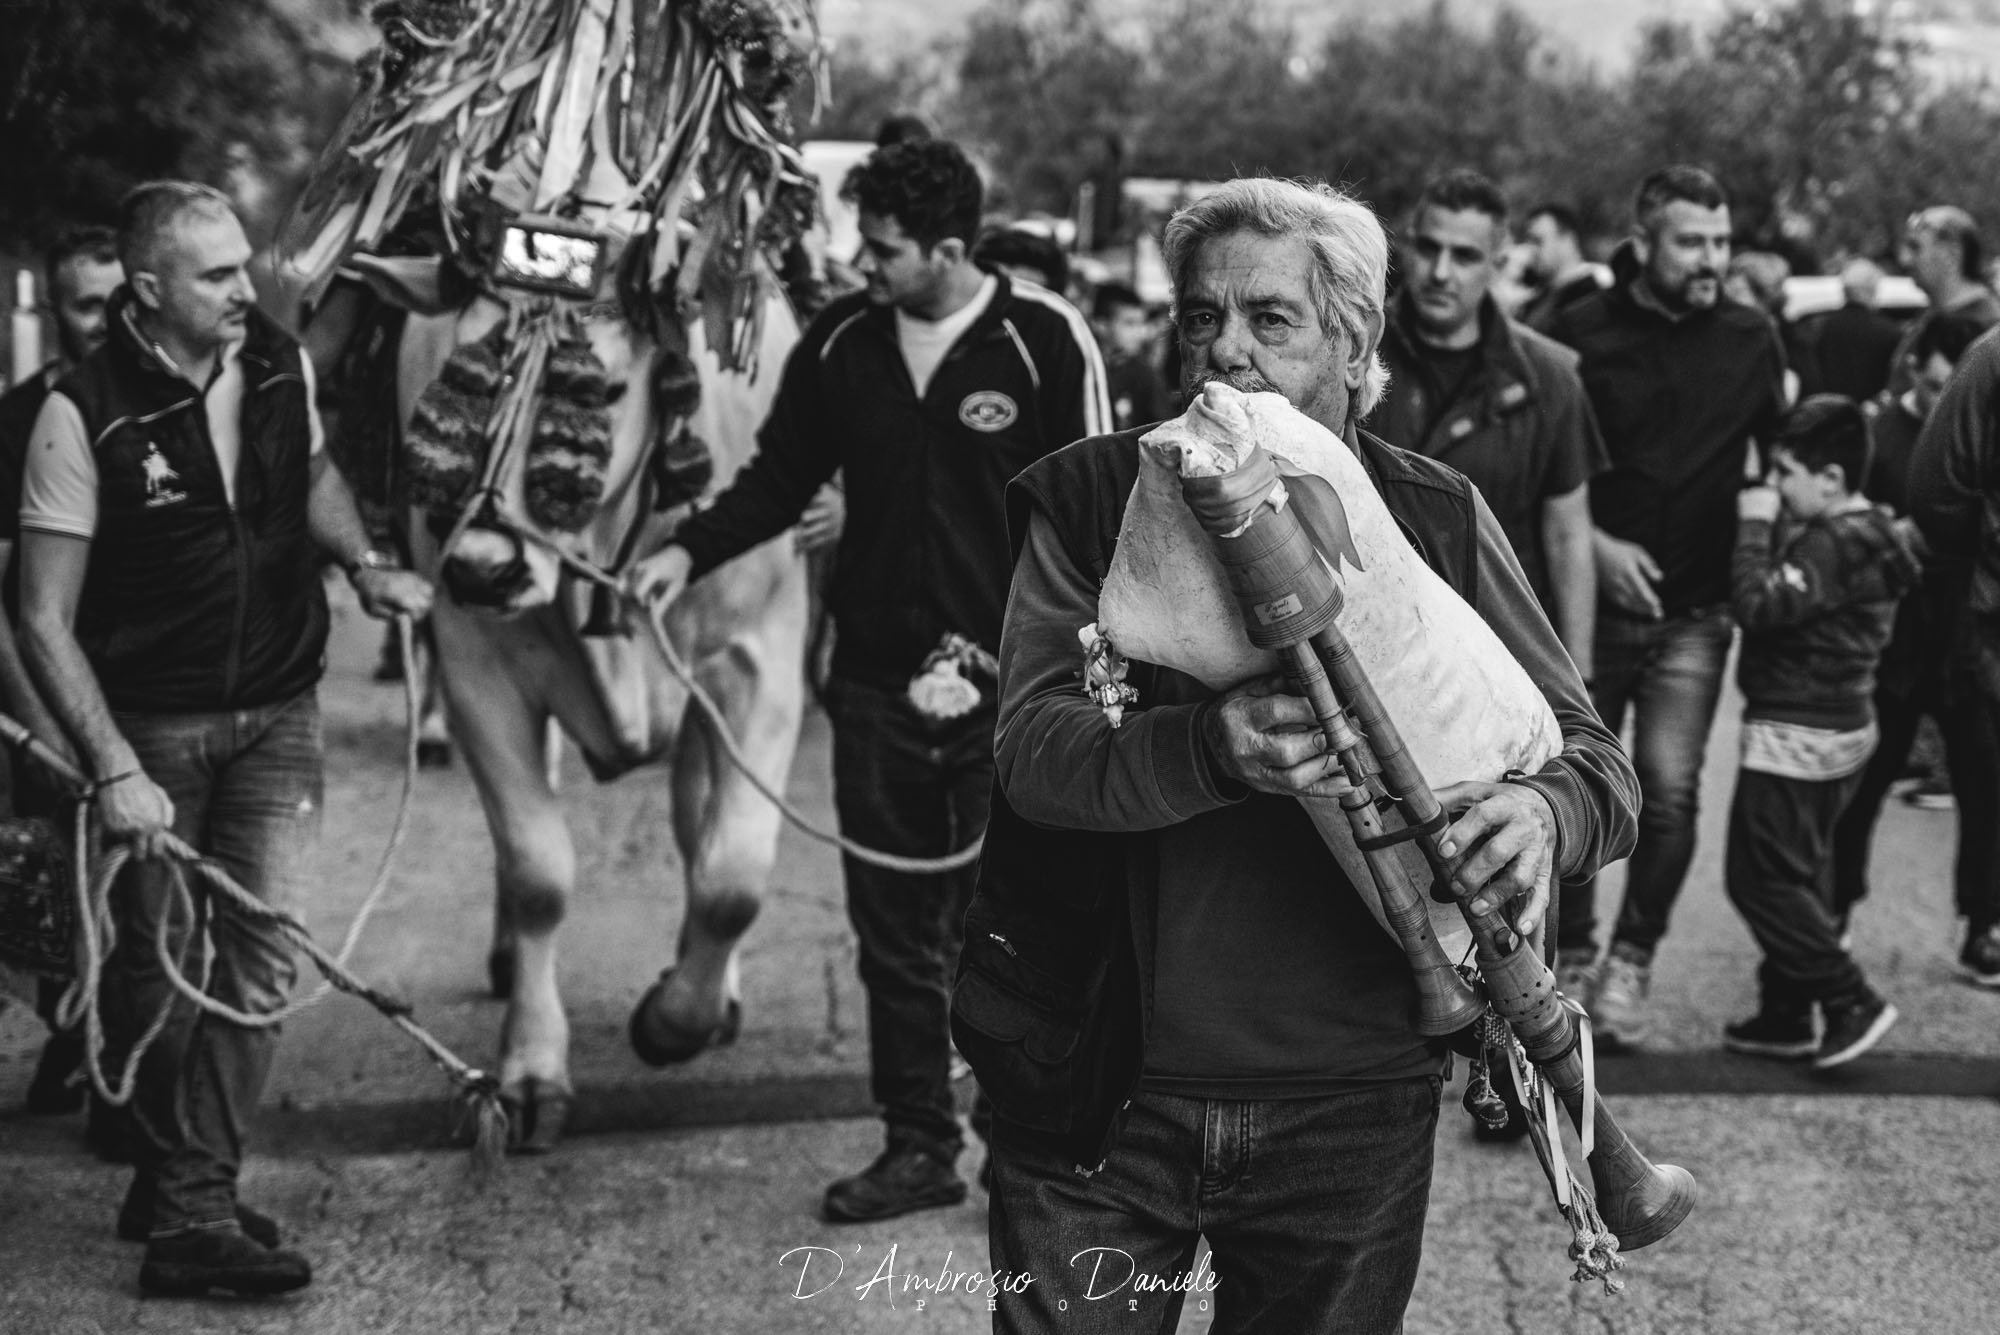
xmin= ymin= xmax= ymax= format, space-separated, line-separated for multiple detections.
xmin=2 ymin=580 xmax=1997 ymax=1333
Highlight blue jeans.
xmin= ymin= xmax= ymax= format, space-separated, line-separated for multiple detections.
xmin=987 ymin=1079 xmax=1441 ymax=1334
xmin=103 ymin=691 xmax=321 ymax=1236
xmin=1558 ymin=607 xmax=1733 ymax=960
xmin=826 ymin=677 xmax=993 ymax=1158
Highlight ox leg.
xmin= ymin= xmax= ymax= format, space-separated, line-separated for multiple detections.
xmin=630 ymin=642 xmax=804 ymax=1064
xmin=444 ymin=668 xmax=576 ymax=1152
xmin=415 ymin=627 xmax=453 ymax=770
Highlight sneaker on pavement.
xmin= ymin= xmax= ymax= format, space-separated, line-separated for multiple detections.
xmin=1591 ymin=945 xmax=1653 ymax=1052
xmin=1960 ymin=923 xmax=2000 ymax=988
xmin=823 ymin=1145 xmax=967 ymax=1223
xmin=1723 ymin=1007 xmax=1816 ymax=1059
xmin=137 ymin=1226 xmax=311 ymax=1297
xmin=1554 ymin=948 xmax=1599 ymax=1011
xmin=1814 ymin=993 xmax=1898 ymax=1070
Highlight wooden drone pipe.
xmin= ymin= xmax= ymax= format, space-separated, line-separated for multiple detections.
xmin=1182 ymin=449 xmax=1484 ymax=1037
xmin=1313 ymin=613 xmax=1697 ymax=1250
xmin=1182 ymin=442 xmax=1695 ymax=1252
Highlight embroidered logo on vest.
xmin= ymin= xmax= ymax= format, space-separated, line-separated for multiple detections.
xmin=959 ymin=391 xmax=1019 ymax=433
xmin=141 ymin=443 xmax=186 ymax=508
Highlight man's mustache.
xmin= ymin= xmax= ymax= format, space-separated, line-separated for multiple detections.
xmin=1187 ymin=368 xmax=1283 ymax=396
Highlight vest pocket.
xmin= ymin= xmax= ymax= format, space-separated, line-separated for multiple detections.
xmin=950 ymin=967 xmax=1082 ymax=1135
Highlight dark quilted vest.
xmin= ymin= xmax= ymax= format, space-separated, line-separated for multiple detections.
xmin=56 ymin=297 xmax=328 ymax=712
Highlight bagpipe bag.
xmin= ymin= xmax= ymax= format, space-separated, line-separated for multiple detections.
xmin=1097 ymin=385 xmax=1563 ymax=961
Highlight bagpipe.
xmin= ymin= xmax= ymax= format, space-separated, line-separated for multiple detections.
xmin=1089 ymin=384 xmax=1694 ymax=1290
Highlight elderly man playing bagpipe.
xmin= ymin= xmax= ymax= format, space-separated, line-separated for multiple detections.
xmin=953 ymin=177 xmax=1646 ymax=1334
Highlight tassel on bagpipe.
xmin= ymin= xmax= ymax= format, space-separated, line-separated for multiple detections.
xmin=1157 ymin=392 xmax=1693 ymax=1278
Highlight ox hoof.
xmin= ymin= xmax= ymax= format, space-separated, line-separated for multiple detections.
xmin=629 ymin=972 xmax=743 ymax=1067
xmin=417 ymin=738 xmax=454 ymax=770
xmin=500 ymin=1078 xmax=572 ymax=1155
xmin=487 ymin=947 xmax=515 ymax=999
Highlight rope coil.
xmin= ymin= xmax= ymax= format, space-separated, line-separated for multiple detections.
xmin=16 ymin=616 xmax=507 ymax=1175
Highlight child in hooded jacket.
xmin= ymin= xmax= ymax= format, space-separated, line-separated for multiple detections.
xmin=1723 ymin=395 xmax=1921 ymax=1070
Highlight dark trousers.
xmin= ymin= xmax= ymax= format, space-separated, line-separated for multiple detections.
xmin=1559 ymin=607 xmax=1733 ymax=958
xmin=1830 ymin=679 xmax=2000 ymax=925
xmin=1959 ymin=692 xmax=2000 ymax=932
xmin=827 ymin=677 xmax=992 ymax=1158
xmin=1832 ymin=582 xmax=2000 ymax=930
xmin=988 ymin=1079 xmax=1440 ymax=1335
xmin=105 ymin=692 xmax=320 ymax=1235
xmin=1726 ymin=766 xmax=1867 ymax=1010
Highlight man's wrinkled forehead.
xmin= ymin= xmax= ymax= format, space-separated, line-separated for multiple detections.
xmin=1180 ymin=233 xmax=1317 ymax=315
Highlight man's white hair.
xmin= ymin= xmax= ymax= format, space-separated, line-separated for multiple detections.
xmin=1161 ymin=177 xmax=1391 ymax=418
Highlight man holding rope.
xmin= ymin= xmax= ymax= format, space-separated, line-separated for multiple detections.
xmin=627 ymin=139 xmax=1109 ymax=1222
xmin=18 ymin=181 xmax=433 ymax=1297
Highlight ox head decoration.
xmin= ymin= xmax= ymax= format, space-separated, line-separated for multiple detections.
xmin=280 ymin=0 xmax=821 ymax=613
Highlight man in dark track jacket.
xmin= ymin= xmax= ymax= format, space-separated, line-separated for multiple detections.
xmin=628 ymin=139 xmax=1109 ymax=1222
xmin=1548 ymin=165 xmax=1786 ymax=1050
xmin=956 ymin=176 xmax=1637 ymax=1335
xmin=19 ymin=182 xmax=432 ymax=1298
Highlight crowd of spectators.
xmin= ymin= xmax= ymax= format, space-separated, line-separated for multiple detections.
xmin=9 ymin=103 xmax=2000 ymax=1322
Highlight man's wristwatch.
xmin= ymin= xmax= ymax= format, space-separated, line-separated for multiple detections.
xmin=343 ymin=549 xmax=400 ymax=579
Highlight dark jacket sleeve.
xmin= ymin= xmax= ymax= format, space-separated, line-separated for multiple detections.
xmin=671 ymin=327 xmax=841 ymax=580
xmin=1468 ymin=488 xmax=1640 ymax=881
xmin=994 ymin=508 xmax=1242 ymax=832
xmin=1732 ymin=516 xmax=1842 ymax=631
xmin=1907 ymin=327 xmax=2000 ymax=567
xmin=1034 ymin=307 xmax=1112 ymax=452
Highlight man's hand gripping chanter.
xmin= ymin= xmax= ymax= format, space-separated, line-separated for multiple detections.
xmin=1202 ymin=673 xmax=1556 ymax=938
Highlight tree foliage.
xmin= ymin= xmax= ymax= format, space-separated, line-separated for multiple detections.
xmin=0 ymin=0 xmax=355 ymax=250
xmin=824 ymin=0 xmax=2000 ymax=270
xmin=953 ymin=0 xmax=1137 ymax=217
xmin=7 ymin=0 xmax=2000 ymax=273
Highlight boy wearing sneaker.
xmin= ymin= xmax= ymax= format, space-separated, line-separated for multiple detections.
xmin=1723 ymin=397 xmax=1919 ymax=1068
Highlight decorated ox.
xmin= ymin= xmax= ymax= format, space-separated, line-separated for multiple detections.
xmin=400 ymin=284 xmax=803 ymax=1150
xmin=280 ymin=0 xmax=825 ymax=1148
